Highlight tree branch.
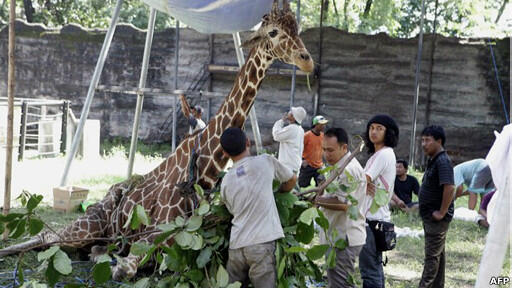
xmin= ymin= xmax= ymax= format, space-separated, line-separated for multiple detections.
xmin=495 ymin=0 xmax=509 ymax=23
xmin=295 ymin=141 xmax=365 ymax=197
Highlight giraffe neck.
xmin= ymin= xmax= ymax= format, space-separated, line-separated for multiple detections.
xmin=196 ymin=45 xmax=275 ymax=187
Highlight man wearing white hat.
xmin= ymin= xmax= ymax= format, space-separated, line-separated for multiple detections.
xmin=272 ymin=106 xmax=307 ymax=173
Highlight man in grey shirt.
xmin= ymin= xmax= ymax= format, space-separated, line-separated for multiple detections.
xmin=220 ymin=127 xmax=297 ymax=288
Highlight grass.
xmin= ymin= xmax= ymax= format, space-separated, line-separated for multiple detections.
xmin=1 ymin=152 xmax=509 ymax=287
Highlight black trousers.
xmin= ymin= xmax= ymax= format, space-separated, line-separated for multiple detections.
xmin=419 ymin=218 xmax=450 ymax=288
xmin=298 ymin=165 xmax=325 ymax=187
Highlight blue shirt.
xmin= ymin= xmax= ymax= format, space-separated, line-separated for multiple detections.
xmin=453 ymin=159 xmax=490 ymax=194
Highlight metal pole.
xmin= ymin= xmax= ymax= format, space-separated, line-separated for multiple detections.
xmin=60 ymin=100 xmax=69 ymax=154
xmin=289 ymin=0 xmax=301 ymax=108
xmin=314 ymin=0 xmax=326 ymax=116
xmin=4 ymin=0 xmax=16 ymax=238
xmin=126 ymin=8 xmax=157 ymax=178
xmin=408 ymin=0 xmax=426 ymax=169
xmin=207 ymin=98 xmax=212 ymax=121
xmin=18 ymin=102 xmax=28 ymax=161
xmin=171 ymin=20 xmax=180 ymax=152
xmin=60 ymin=0 xmax=124 ymax=186
xmin=232 ymin=32 xmax=263 ymax=153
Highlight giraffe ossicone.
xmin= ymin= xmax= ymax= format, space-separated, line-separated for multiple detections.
xmin=0 ymin=0 xmax=314 ymax=280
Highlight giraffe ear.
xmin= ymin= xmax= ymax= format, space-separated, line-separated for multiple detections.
xmin=242 ymin=32 xmax=263 ymax=49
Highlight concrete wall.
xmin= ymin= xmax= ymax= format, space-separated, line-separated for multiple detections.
xmin=1 ymin=20 xmax=509 ymax=165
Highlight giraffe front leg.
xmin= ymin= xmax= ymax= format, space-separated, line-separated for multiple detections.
xmin=112 ymin=252 xmax=143 ymax=280
xmin=111 ymin=236 xmax=155 ymax=280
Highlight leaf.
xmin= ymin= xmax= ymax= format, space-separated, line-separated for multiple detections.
xmin=45 ymin=258 xmax=60 ymax=288
xmin=369 ymin=199 xmax=380 ymax=214
xmin=306 ymin=245 xmax=329 ymax=260
xmin=186 ymin=215 xmax=203 ymax=232
xmin=155 ymin=230 xmax=175 ymax=245
xmin=53 ymin=250 xmax=72 ymax=275
xmin=275 ymin=192 xmax=298 ymax=209
xmin=197 ymin=200 xmax=210 ymax=216
xmin=285 ymin=246 xmax=307 ymax=253
xmin=184 ymin=269 xmax=204 ymax=282
xmin=139 ymin=246 xmax=156 ymax=266
xmin=298 ymin=208 xmax=319 ymax=226
xmin=190 ymin=234 xmax=204 ymax=250
xmin=295 ymin=222 xmax=314 ymax=244
xmin=317 ymin=165 xmax=335 ymax=175
xmin=374 ymin=188 xmax=389 ymax=206
xmin=38 ymin=246 xmax=60 ymax=261
xmin=226 ymin=283 xmax=242 ymax=288
xmin=130 ymin=242 xmax=152 ymax=256
xmin=335 ymin=238 xmax=348 ymax=250
xmin=327 ymin=249 xmax=336 ymax=269
xmin=17 ymin=262 xmax=24 ymax=284
xmin=135 ymin=205 xmax=150 ymax=226
xmin=194 ymin=184 xmax=205 ymax=199
xmin=348 ymin=205 xmax=359 ymax=221
xmin=27 ymin=195 xmax=43 ymax=212
xmin=315 ymin=210 xmax=329 ymax=231
xmin=10 ymin=218 xmax=26 ymax=239
xmin=175 ymin=283 xmax=189 ymax=288
xmin=95 ymin=254 xmax=112 ymax=264
xmin=164 ymin=245 xmax=185 ymax=272
xmin=344 ymin=170 xmax=355 ymax=183
xmin=175 ymin=216 xmax=186 ymax=227
xmin=134 ymin=277 xmax=150 ymax=288
xmin=92 ymin=262 xmax=111 ymax=284
xmin=216 ymin=265 xmax=229 ymax=287
xmin=277 ymin=256 xmax=286 ymax=279
xmin=157 ymin=222 xmax=178 ymax=232
xmin=196 ymin=246 xmax=212 ymax=268
xmin=175 ymin=231 xmax=194 ymax=248
xmin=29 ymin=218 xmax=44 ymax=236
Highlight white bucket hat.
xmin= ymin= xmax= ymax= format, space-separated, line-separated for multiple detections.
xmin=290 ymin=106 xmax=307 ymax=124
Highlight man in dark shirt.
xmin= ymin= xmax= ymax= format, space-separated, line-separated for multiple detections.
xmin=391 ymin=159 xmax=420 ymax=212
xmin=418 ymin=125 xmax=455 ymax=288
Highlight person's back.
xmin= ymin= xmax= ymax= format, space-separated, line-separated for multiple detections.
xmin=219 ymin=127 xmax=296 ymax=288
xmin=221 ymin=154 xmax=289 ymax=249
xmin=272 ymin=106 xmax=306 ymax=173
xmin=454 ymin=159 xmax=488 ymax=190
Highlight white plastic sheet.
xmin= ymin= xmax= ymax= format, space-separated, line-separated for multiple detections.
xmin=142 ymin=0 xmax=274 ymax=34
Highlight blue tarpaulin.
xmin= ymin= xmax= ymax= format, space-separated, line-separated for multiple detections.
xmin=142 ymin=0 xmax=274 ymax=34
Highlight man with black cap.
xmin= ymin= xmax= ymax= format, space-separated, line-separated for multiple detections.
xmin=180 ymin=94 xmax=206 ymax=135
xmin=359 ymin=114 xmax=400 ymax=288
xmin=220 ymin=127 xmax=297 ymax=288
xmin=272 ymin=106 xmax=307 ymax=173
xmin=299 ymin=115 xmax=329 ymax=187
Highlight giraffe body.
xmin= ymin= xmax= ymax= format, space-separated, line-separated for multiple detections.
xmin=0 ymin=0 xmax=313 ymax=280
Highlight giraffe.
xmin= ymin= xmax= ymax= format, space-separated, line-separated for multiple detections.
xmin=0 ymin=0 xmax=314 ymax=280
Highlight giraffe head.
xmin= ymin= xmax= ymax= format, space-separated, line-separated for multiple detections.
xmin=242 ymin=0 xmax=314 ymax=73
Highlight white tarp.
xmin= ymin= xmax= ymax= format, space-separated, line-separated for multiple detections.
xmin=475 ymin=124 xmax=511 ymax=287
xmin=142 ymin=0 xmax=274 ymax=34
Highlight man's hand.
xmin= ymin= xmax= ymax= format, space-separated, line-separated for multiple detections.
xmin=366 ymin=182 xmax=375 ymax=197
xmin=432 ymin=210 xmax=445 ymax=221
xmin=302 ymin=159 xmax=309 ymax=168
xmin=397 ymin=199 xmax=407 ymax=210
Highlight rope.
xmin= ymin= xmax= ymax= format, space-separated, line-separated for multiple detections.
xmin=488 ymin=39 xmax=509 ymax=124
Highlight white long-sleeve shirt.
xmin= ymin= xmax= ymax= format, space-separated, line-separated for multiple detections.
xmin=272 ymin=119 xmax=304 ymax=172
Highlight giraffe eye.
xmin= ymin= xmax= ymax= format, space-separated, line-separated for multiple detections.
xmin=268 ymin=29 xmax=278 ymax=38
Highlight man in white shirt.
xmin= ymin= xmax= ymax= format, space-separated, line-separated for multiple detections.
xmin=220 ymin=127 xmax=297 ymax=288
xmin=360 ymin=114 xmax=399 ymax=288
xmin=272 ymin=106 xmax=306 ymax=173
xmin=315 ymin=128 xmax=367 ymax=288
xmin=179 ymin=94 xmax=206 ymax=135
